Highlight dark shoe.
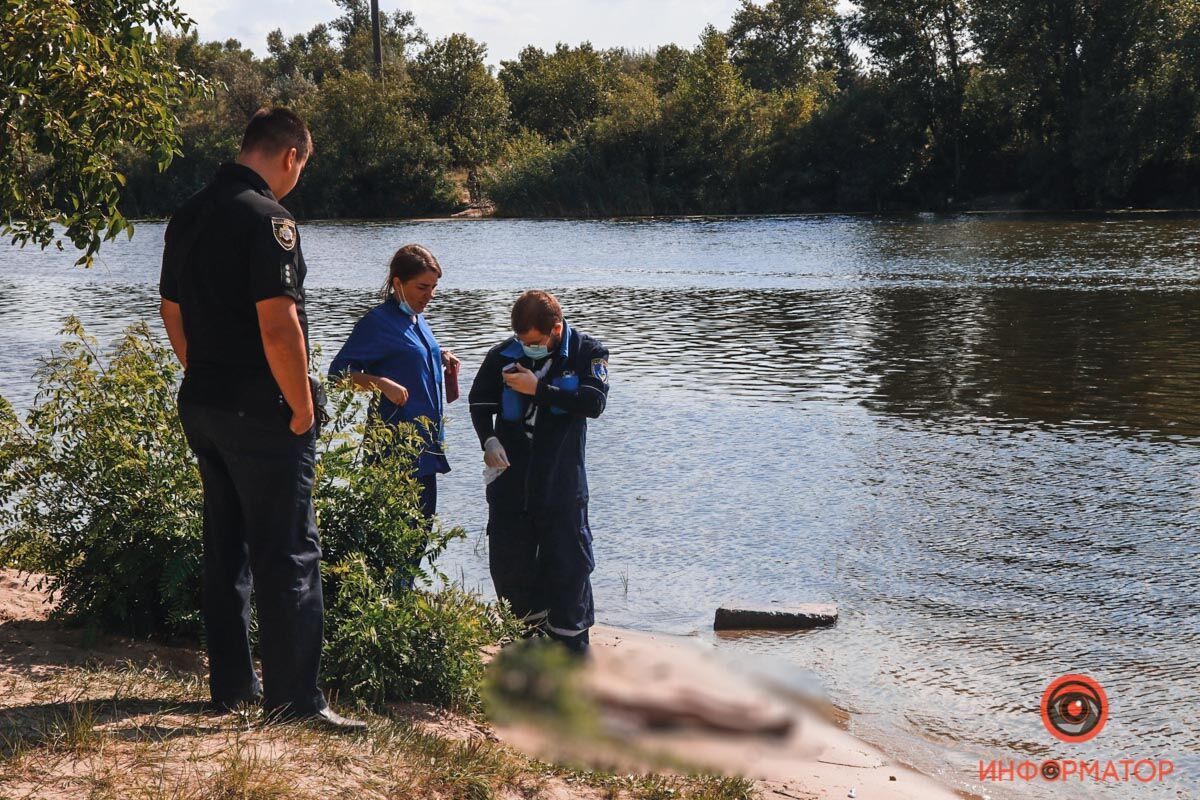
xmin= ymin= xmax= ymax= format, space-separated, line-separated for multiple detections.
xmin=305 ymin=706 xmax=368 ymax=733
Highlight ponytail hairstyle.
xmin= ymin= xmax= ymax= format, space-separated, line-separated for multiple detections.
xmin=382 ymin=244 xmax=442 ymax=302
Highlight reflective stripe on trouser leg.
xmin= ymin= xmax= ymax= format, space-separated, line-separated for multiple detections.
xmin=537 ymin=502 xmax=595 ymax=640
xmin=522 ymin=609 xmax=549 ymax=627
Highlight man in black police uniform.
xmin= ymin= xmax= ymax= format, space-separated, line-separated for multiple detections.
xmin=469 ymin=290 xmax=609 ymax=655
xmin=159 ymin=108 xmax=364 ymax=730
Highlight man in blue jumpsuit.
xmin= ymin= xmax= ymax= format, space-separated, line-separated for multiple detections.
xmin=469 ymin=291 xmax=609 ymax=655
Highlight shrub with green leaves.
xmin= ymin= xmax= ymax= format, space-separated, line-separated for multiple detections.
xmin=482 ymin=637 xmax=596 ymax=733
xmin=0 ymin=318 xmax=202 ymax=635
xmin=314 ymin=393 xmax=457 ymax=593
xmin=324 ymin=556 xmax=521 ymax=710
xmin=0 ymin=319 xmax=516 ymax=709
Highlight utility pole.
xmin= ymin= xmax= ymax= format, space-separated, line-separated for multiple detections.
xmin=370 ymin=0 xmax=383 ymax=80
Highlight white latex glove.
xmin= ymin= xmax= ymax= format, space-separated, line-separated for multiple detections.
xmin=483 ymin=436 xmax=510 ymax=469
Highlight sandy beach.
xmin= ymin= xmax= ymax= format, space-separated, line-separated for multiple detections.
xmin=495 ymin=625 xmax=966 ymax=800
xmin=0 ymin=569 xmax=963 ymax=798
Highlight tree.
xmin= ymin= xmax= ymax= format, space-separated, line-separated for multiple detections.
xmin=1 ymin=0 xmax=204 ymax=265
xmin=850 ymin=0 xmax=973 ymax=203
xmin=971 ymin=0 xmax=1191 ymax=205
xmin=726 ymin=0 xmax=836 ymax=92
xmin=329 ymin=0 xmax=424 ymax=78
xmin=116 ymin=34 xmax=269 ymax=218
xmin=647 ymin=44 xmax=690 ymax=95
xmin=408 ymin=34 xmax=509 ymax=200
xmin=662 ymin=27 xmax=757 ymax=209
xmin=290 ymin=72 xmax=457 ymax=218
xmin=266 ymin=24 xmax=343 ymax=89
xmin=499 ymin=43 xmax=620 ymax=141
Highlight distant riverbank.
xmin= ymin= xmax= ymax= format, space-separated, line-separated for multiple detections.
xmin=119 ymin=204 xmax=1200 ymax=227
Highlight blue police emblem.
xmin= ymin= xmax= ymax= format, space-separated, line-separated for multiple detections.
xmin=591 ymin=358 xmax=609 ymax=384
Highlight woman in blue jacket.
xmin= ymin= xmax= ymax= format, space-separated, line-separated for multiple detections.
xmin=328 ymin=244 xmax=459 ymax=520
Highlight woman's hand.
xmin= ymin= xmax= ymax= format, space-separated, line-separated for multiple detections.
xmin=381 ymin=379 xmax=409 ymax=406
xmin=442 ymin=350 xmax=461 ymax=374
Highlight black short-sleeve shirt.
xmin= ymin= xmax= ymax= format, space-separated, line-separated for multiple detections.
xmin=160 ymin=162 xmax=309 ymax=416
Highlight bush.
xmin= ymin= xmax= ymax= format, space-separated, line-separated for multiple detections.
xmin=482 ymin=637 xmax=595 ymax=732
xmin=0 ymin=318 xmax=202 ymax=635
xmin=314 ymin=396 xmax=452 ymax=590
xmin=0 ymin=319 xmax=516 ymax=709
xmin=325 ymin=556 xmax=520 ymax=710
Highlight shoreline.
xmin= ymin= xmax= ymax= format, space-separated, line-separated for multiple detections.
xmin=117 ymin=206 xmax=1200 ymax=227
xmin=571 ymin=625 xmax=972 ymax=800
xmin=0 ymin=569 xmax=966 ymax=798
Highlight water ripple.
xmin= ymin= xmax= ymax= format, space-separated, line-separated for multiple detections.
xmin=2 ymin=215 xmax=1198 ymax=799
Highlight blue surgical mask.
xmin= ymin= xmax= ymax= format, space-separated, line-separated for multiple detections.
xmin=396 ymin=284 xmax=417 ymax=317
xmin=521 ymin=343 xmax=549 ymax=360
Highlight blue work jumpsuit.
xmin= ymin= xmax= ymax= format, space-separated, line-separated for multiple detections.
xmin=469 ymin=322 xmax=610 ymax=652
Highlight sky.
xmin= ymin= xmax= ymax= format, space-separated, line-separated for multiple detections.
xmin=179 ymin=0 xmax=751 ymax=66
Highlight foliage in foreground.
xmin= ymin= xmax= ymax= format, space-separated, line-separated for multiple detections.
xmin=0 ymin=318 xmax=201 ymax=634
xmin=0 ymin=0 xmax=206 ymax=264
xmin=325 ymin=556 xmax=520 ymax=710
xmin=0 ymin=318 xmax=515 ymax=709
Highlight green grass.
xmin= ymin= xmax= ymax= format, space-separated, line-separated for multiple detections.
xmin=200 ymin=741 xmax=301 ymax=800
xmin=0 ymin=661 xmax=759 ymax=800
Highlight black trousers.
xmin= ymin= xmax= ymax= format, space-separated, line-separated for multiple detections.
xmin=179 ymin=402 xmax=327 ymax=716
xmin=487 ymin=502 xmax=594 ymax=652
xmin=394 ymin=474 xmax=438 ymax=590
xmin=417 ymin=474 xmax=437 ymax=519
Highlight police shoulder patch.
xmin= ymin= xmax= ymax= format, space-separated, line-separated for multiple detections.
xmin=271 ymin=217 xmax=297 ymax=251
xmin=591 ymin=358 xmax=609 ymax=384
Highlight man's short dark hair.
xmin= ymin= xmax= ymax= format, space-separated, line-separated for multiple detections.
xmin=240 ymin=107 xmax=312 ymax=161
xmin=511 ymin=290 xmax=563 ymax=335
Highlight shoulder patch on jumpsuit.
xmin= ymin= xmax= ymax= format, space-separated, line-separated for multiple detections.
xmin=591 ymin=358 xmax=609 ymax=383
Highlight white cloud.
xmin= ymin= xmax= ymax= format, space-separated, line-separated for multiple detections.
xmin=178 ymin=0 xmax=744 ymax=63
xmin=404 ymin=0 xmax=742 ymax=64
xmin=180 ymin=0 xmax=333 ymax=50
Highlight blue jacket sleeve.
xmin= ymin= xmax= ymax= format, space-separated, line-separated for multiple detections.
xmin=534 ymin=339 xmax=609 ymax=419
xmin=328 ymin=311 xmax=388 ymax=378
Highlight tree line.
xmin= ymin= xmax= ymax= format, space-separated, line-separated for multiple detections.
xmin=87 ymin=0 xmax=1200 ymax=219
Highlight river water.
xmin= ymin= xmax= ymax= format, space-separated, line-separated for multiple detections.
xmin=1 ymin=214 xmax=1197 ymax=798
